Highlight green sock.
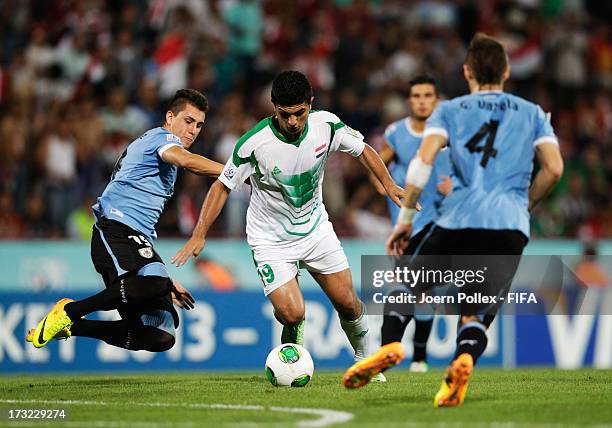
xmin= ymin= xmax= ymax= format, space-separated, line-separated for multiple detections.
xmin=281 ymin=319 xmax=305 ymax=345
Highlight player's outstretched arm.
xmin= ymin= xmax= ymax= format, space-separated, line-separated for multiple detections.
xmin=171 ymin=179 xmax=230 ymax=267
xmin=401 ymin=134 xmax=445 ymax=208
xmin=367 ymin=141 xmax=395 ymax=195
xmin=528 ymin=143 xmax=564 ymax=211
xmin=162 ymin=146 xmax=224 ymax=177
xmin=358 ymin=144 xmax=404 ymax=206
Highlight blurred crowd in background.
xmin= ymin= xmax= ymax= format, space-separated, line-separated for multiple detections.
xmin=0 ymin=0 xmax=610 ymax=241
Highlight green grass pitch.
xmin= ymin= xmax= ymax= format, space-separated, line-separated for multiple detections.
xmin=1 ymin=369 xmax=610 ymax=427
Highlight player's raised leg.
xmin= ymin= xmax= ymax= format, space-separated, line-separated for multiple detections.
xmin=343 ymin=342 xmax=405 ymax=389
xmin=380 ymin=294 xmax=432 ymax=373
xmin=32 ymin=274 xmax=174 ymax=349
xmin=63 ymin=274 xmax=173 ymax=322
xmin=69 ymin=309 xmax=177 ymax=352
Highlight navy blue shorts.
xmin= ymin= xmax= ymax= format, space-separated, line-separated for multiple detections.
xmin=90 ymin=217 xmax=179 ymax=328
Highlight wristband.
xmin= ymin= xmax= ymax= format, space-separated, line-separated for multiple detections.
xmin=405 ymin=155 xmax=432 ymax=189
xmin=397 ymin=206 xmax=415 ymax=225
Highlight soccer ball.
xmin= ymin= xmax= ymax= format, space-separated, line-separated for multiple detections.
xmin=264 ymin=343 xmax=314 ymax=387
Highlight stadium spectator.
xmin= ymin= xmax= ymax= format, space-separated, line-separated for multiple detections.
xmin=66 ymin=197 xmax=96 ymax=241
xmin=0 ymin=1 xmax=609 ymax=240
xmin=0 ymin=187 xmax=24 ymax=238
xmin=221 ymin=0 xmax=264 ymax=100
xmin=37 ymin=105 xmax=79 ymax=235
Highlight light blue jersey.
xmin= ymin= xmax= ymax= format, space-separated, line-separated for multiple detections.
xmin=93 ymin=127 xmax=183 ymax=241
xmin=384 ymin=117 xmax=451 ymax=236
xmin=424 ymin=90 xmax=558 ymax=238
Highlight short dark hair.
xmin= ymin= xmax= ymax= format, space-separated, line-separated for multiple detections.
xmin=271 ymin=70 xmax=313 ymax=106
xmin=409 ymin=74 xmax=438 ymax=96
xmin=465 ymin=33 xmax=508 ymax=85
xmin=167 ymin=89 xmax=209 ymax=115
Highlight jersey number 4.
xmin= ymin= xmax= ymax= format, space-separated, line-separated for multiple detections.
xmin=465 ymin=120 xmax=499 ymax=168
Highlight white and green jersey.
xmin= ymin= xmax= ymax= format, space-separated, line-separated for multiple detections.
xmin=219 ymin=110 xmax=365 ymax=246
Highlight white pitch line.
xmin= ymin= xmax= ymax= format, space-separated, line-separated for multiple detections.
xmin=0 ymin=399 xmax=353 ymax=428
xmin=270 ymin=406 xmax=353 ymax=428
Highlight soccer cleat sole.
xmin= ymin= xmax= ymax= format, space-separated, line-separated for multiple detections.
xmin=342 ymin=342 xmax=404 ymax=389
xmin=434 ymin=353 xmax=474 ymax=408
xmin=26 ymin=327 xmax=71 ymax=343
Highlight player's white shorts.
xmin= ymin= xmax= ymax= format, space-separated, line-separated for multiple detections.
xmin=251 ymin=221 xmax=349 ymax=296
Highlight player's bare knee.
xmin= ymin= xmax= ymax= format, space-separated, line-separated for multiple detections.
xmin=273 ymin=292 xmax=305 ymax=324
xmin=276 ymin=307 xmax=305 ymax=325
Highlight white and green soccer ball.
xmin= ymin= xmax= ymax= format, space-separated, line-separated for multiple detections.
xmin=265 ymin=344 xmax=314 ymax=387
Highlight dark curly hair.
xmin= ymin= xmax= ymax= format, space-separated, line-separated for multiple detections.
xmin=271 ymin=71 xmax=313 ymax=106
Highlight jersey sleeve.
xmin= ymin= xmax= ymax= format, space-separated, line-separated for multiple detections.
xmin=384 ymin=123 xmax=398 ymax=151
xmin=533 ymin=106 xmax=558 ymax=147
xmin=156 ymin=133 xmax=183 ymax=159
xmin=423 ymin=102 xmax=449 ymax=140
xmin=329 ymin=122 xmax=366 ymax=157
xmin=218 ymin=138 xmax=256 ymax=191
xmin=310 ymin=110 xmax=341 ymax=123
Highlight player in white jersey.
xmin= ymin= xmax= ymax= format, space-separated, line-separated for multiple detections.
xmin=343 ymin=34 xmax=563 ymax=406
xmin=173 ymin=71 xmax=404 ymax=376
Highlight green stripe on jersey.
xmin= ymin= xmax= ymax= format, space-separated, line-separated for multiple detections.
xmin=268 ymin=117 xmax=310 ymax=146
xmin=232 ymin=117 xmax=269 ymax=166
xmin=273 ymin=158 xmax=326 ymax=208
xmin=327 ymin=121 xmax=345 ymax=146
xmin=280 ymin=212 xmax=323 ymax=237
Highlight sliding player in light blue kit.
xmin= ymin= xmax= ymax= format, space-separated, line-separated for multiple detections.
xmin=28 ymin=89 xmax=223 ymax=352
